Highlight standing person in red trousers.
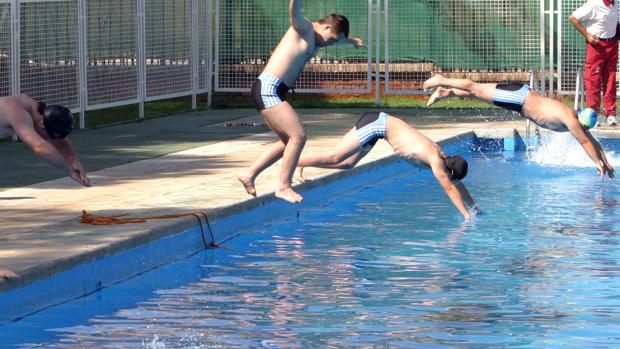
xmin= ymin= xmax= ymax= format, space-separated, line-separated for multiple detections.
xmin=570 ymin=0 xmax=619 ymax=126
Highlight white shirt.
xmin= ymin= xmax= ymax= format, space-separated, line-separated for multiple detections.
xmin=572 ymin=0 xmax=619 ymax=39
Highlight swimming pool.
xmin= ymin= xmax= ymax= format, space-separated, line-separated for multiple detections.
xmin=3 ymin=136 xmax=620 ymax=348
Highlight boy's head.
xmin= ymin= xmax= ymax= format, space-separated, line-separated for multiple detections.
xmin=38 ymin=102 xmax=74 ymax=139
xmin=444 ymin=155 xmax=468 ymax=181
xmin=315 ymin=14 xmax=349 ymax=47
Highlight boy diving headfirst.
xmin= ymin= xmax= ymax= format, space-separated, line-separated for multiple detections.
xmin=0 ymin=94 xmax=90 ymax=187
xmin=424 ymin=74 xmax=615 ymax=179
xmin=296 ymin=112 xmax=480 ymax=219
xmin=237 ymin=0 xmax=365 ymax=203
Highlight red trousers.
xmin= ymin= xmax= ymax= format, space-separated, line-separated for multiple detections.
xmin=585 ymin=40 xmax=618 ymax=117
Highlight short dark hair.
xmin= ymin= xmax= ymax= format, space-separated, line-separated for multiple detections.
xmin=445 ymin=155 xmax=468 ymax=181
xmin=318 ymin=14 xmax=349 ymax=38
xmin=42 ymin=104 xmax=74 ymax=139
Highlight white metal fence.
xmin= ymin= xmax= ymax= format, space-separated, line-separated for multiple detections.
xmin=0 ymin=0 xmax=610 ymax=130
xmin=1 ymin=0 xmax=215 ymax=128
xmin=384 ymin=0 xmax=544 ymax=95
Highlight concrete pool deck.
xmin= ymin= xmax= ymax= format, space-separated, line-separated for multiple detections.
xmin=0 ymin=108 xmax=618 ymax=295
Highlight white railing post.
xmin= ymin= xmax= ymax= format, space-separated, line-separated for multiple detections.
xmin=206 ymin=0 xmax=213 ymax=108
xmin=10 ymin=0 xmax=18 ymax=141
xmin=574 ymin=67 xmax=582 ymax=110
xmin=136 ymin=0 xmax=146 ymax=119
xmin=366 ymin=0 xmax=372 ymax=107
xmin=191 ymin=0 xmax=198 ymax=111
xmin=549 ymin=0 xmax=555 ymax=96
xmin=540 ymin=0 xmax=546 ymax=95
xmin=375 ymin=0 xmax=382 ymax=107
xmin=77 ymin=0 xmax=88 ymax=128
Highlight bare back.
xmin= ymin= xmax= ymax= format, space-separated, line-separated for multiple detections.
xmin=0 ymin=94 xmax=38 ymax=138
xmin=384 ymin=116 xmax=443 ymax=167
xmin=262 ymin=26 xmax=318 ymax=86
xmin=522 ymin=92 xmax=575 ymax=132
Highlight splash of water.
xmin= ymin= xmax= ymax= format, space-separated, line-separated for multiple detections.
xmin=144 ymin=335 xmax=167 ymax=349
xmin=527 ymin=132 xmax=618 ymax=167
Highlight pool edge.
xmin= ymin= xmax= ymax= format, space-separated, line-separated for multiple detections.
xmin=0 ymin=129 xmax=515 ymax=324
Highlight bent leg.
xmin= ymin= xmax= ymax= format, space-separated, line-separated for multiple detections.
xmin=298 ymin=128 xmax=364 ymax=168
xmin=238 ymin=140 xmax=285 ymax=196
xmin=261 ymin=102 xmax=307 ymax=203
xmin=296 ymin=128 xmax=366 ymax=181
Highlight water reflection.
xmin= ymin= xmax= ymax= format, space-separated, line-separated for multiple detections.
xmin=5 ymin=154 xmax=620 ymax=348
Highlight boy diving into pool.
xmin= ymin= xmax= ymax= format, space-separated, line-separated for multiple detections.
xmin=296 ymin=111 xmax=480 ymax=219
xmin=423 ymin=74 xmax=615 ymax=179
xmin=0 ymin=94 xmax=90 ymax=187
xmin=236 ymin=0 xmax=365 ymax=203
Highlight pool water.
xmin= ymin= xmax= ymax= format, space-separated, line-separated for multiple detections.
xmin=3 ymin=141 xmax=620 ymax=348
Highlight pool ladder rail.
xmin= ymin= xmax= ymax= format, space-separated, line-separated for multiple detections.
xmin=525 ymin=68 xmax=542 ymax=153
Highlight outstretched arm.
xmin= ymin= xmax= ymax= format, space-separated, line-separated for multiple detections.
xmin=455 ymin=180 xmax=482 ymax=213
xmin=430 ymin=157 xmax=471 ymax=219
xmin=342 ymin=37 xmax=366 ymax=48
xmin=290 ymin=0 xmax=312 ymax=35
xmin=51 ymin=138 xmax=91 ymax=186
xmin=566 ymin=118 xmax=613 ymax=178
xmin=10 ymin=111 xmax=90 ymax=186
xmin=584 ymin=130 xmax=615 ymax=178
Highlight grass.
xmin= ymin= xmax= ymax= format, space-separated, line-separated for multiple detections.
xmin=210 ymin=92 xmax=495 ymax=109
xmin=77 ymin=98 xmax=209 ymax=129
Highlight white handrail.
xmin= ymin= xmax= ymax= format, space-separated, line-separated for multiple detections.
xmin=574 ymin=67 xmax=585 ymax=110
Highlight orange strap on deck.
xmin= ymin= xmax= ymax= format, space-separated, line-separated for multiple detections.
xmin=80 ymin=210 xmax=218 ymax=248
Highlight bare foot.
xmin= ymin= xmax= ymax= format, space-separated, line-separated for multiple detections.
xmin=423 ymin=74 xmax=445 ymax=90
xmin=427 ymin=87 xmax=450 ymax=107
xmin=295 ymin=167 xmax=307 ymax=183
xmin=0 ymin=267 xmax=17 ymax=279
xmin=237 ymin=174 xmax=256 ymax=197
xmin=275 ymin=187 xmax=303 ymax=203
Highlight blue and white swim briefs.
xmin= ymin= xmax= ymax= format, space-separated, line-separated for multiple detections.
xmin=355 ymin=111 xmax=387 ymax=147
xmin=250 ymin=73 xmax=290 ymax=111
xmin=492 ymin=83 xmax=530 ymax=113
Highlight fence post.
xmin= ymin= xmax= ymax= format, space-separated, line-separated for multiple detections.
xmin=366 ymin=0 xmax=372 ymax=107
xmin=10 ymin=0 xmax=18 ymax=141
xmin=77 ymin=0 xmax=88 ymax=128
xmin=374 ymin=0 xmax=382 ymax=107
xmin=549 ymin=0 xmax=554 ymax=96
xmin=191 ymin=0 xmax=198 ymax=111
xmin=137 ymin=0 xmax=146 ymax=119
xmin=206 ymin=0 xmax=213 ymax=108
xmin=539 ymin=0 xmax=546 ymax=95
xmin=213 ymin=0 xmax=220 ymax=102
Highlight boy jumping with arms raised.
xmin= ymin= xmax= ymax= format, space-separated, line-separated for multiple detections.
xmin=237 ymin=0 xmax=365 ymax=203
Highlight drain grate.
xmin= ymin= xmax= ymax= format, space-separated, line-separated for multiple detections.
xmin=224 ymin=122 xmax=268 ymax=128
